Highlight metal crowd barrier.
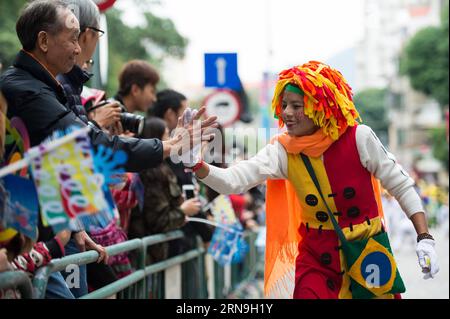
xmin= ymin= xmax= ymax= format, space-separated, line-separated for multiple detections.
xmin=0 ymin=270 xmax=33 ymax=298
xmin=12 ymin=229 xmax=261 ymax=299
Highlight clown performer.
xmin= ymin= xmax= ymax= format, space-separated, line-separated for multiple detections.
xmin=182 ymin=61 xmax=439 ymax=299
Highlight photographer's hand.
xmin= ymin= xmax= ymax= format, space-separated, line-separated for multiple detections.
xmin=120 ymin=131 xmax=135 ymax=138
xmin=108 ymin=121 xmax=124 ymax=136
xmin=88 ymin=101 xmax=121 ymax=129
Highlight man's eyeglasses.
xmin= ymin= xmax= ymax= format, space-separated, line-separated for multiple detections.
xmin=85 ymin=26 xmax=105 ymax=37
xmin=83 ymin=59 xmax=95 ymax=71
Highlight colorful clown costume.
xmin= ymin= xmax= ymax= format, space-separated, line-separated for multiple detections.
xmin=197 ymin=61 xmax=426 ymax=298
xmin=199 ymin=124 xmax=422 ymax=298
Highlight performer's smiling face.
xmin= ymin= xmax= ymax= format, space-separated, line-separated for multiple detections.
xmin=281 ymin=90 xmax=319 ymax=137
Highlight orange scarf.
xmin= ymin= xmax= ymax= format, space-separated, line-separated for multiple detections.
xmin=264 ymin=127 xmax=346 ymax=297
xmin=276 ymin=128 xmax=337 ymax=157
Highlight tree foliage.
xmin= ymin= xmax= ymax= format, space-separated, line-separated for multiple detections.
xmin=354 ymin=88 xmax=389 ymax=142
xmin=0 ymin=1 xmax=188 ymax=97
xmin=430 ymin=127 xmax=449 ymax=172
xmin=104 ymin=7 xmax=188 ymax=95
xmin=400 ymin=3 xmax=449 ymax=108
xmin=0 ymin=0 xmax=27 ymax=69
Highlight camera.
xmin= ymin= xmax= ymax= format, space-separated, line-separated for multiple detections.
xmin=118 ymin=105 xmax=145 ymax=136
xmin=87 ymin=98 xmax=145 ymax=136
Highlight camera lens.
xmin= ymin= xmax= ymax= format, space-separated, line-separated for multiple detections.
xmin=120 ymin=112 xmax=145 ymax=136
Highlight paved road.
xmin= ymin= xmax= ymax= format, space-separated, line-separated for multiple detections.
xmin=234 ymin=226 xmax=449 ymax=299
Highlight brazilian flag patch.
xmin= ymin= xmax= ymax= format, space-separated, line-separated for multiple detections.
xmin=343 ymin=232 xmax=406 ymax=299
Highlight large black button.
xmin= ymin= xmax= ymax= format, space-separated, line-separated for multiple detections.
xmin=347 ymin=206 xmax=360 ymax=218
xmin=305 ymin=194 xmax=318 ymax=206
xmin=326 ymin=278 xmax=335 ymax=291
xmin=316 ymin=211 xmax=329 ymax=222
xmin=320 ymin=253 xmax=332 ymax=265
xmin=343 ymin=187 xmax=356 ymax=199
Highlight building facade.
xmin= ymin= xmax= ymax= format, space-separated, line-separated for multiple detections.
xmin=356 ymin=0 xmax=447 ymax=185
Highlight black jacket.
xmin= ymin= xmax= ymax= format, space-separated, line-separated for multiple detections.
xmin=128 ymin=162 xmax=186 ymax=263
xmin=166 ymin=160 xmax=214 ymax=256
xmin=56 ymin=64 xmax=92 ymax=125
xmin=0 ymin=51 xmax=163 ymax=172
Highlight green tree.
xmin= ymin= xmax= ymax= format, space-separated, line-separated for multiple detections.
xmin=400 ymin=3 xmax=449 ymax=172
xmin=0 ymin=1 xmax=188 ymax=96
xmin=0 ymin=0 xmax=27 ymax=69
xmin=104 ymin=7 xmax=188 ymax=95
xmin=400 ymin=3 xmax=449 ymax=109
xmin=430 ymin=127 xmax=449 ymax=172
xmin=354 ymin=88 xmax=389 ymax=144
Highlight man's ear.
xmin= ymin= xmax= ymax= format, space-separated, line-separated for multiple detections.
xmin=131 ymin=83 xmax=141 ymax=97
xmin=164 ymin=108 xmax=175 ymax=122
xmin=78 ymin=31 xmax=87 ymax=46
xmin=37 ymin=31 xmax=49 ymax=53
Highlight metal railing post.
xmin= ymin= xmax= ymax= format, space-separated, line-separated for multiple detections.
xmin=0 ymin=271 xmax=33 ymax=299
xmin=24 ymin=229 xmax=263 ymax=299
xmin=214 ymin=261 xmax=225 ymax=298
xmin=136 ymin=241 xmax=146 ymax=299
xmin=196 ymin=237 xmax=208 ymax=298
xmin=32 ymin=264 xmax=54 ymax=299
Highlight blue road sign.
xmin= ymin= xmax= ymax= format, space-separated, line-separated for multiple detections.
xmin=204 ymin=53 xmax=240 ymax=90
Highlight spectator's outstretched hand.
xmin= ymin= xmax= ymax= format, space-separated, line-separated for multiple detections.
xmin=168 ymin=106 xmax=217 ymax=166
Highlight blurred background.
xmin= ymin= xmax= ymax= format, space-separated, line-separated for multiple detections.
xmin=0 ymin=0 xmax=448 ymax=299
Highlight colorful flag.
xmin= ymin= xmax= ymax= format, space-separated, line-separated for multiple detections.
xmin=207 ymin=195 xmax=248 ymax=265
xmin=0 ymin=126 xmax=128 ymax=236
xmin=129 ymin=173 xmax=144 ymax=211
xmin=2 ymin=117 xmax=30 ymax=177
xmin=29 ymin=127 xmax=120 ymax=233
xmin=0 ymin=174 xmax=39 ymax=241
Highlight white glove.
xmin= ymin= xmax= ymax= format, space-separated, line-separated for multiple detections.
xmin=416 ymin=238 xmax=439 ymax=279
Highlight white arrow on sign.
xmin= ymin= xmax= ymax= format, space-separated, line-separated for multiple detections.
xmin=215 ymin=58 xmax=227 ymax=85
